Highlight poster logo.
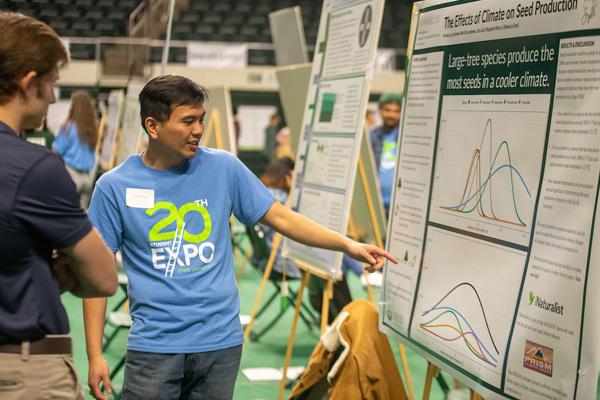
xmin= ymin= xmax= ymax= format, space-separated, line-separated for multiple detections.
xmin=581 ymin=0 xmax=598 ymax=25
xmin=523 ymin=340 xmax=553 ymax=377
xmin=358 ymin=5 xmax=372 ymax=47
xmin=528 ymin=291 xmax=564 ymax=315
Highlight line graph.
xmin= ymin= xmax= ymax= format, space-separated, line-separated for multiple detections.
xmin=430 ymin=94 xmax=550 ymax=246
xmin=439 ymin=118 xmax=531 ymax=228
xmin=411 ymin=228 xmax=526 ymax=386
xmin=420 ymin=282 xmax=500 ymax=367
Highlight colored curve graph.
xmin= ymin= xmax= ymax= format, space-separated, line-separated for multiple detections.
xmin=439 ymin=118 xmax=531 ymax=227
xmin=420 ymin=282 xmax=500 ymax=368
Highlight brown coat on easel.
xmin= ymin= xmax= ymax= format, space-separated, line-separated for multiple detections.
xmin=290 ymin=300 xmax=408 ymax=400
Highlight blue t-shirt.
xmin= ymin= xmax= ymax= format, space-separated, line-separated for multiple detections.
xmin=88 ymin=148 xmax=275 ymax=353
xmin=378 ymin=128 xmax=398 ymax=210
xmin=53 ymin=122 xmax=96 ymax=172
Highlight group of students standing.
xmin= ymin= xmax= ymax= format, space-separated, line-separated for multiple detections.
xmin=0 ymin=11 xmax=398 ymax=400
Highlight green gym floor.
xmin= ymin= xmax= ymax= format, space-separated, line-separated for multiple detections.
xmin=62 ymin=256 xmax=600 ymax=399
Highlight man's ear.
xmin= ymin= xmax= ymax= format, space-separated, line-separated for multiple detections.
xmin=144 ymin=117 xmax=160 ymax=139
xmin=17 ymin=71 xmax=39 ymax=100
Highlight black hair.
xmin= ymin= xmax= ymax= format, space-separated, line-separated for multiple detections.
xmin=139 ymin=75 xmax=208 ymax=133
xmin=260 ymin=157 xmax=295 ymax=189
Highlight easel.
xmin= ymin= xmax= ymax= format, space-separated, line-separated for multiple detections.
xmin=201 ymin=108 xmax=224 ymax=150
xmin=241 ymin=147 xmax=376 ymax=345
xmin=422 ymin=362 xmax=484 ymax=400
xmin=276 ymin=260 xmax=335 ymax=400
xmin=354 ymin=135 xmax=417 ymax=400
xmin=242 ymin=149 xmax=414 ymax=400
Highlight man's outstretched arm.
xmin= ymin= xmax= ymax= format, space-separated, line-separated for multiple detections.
xmin=260 ymin=201 xmax=398 ymax=271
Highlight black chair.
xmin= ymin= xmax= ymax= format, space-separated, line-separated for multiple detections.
xmin=245 ymin=225 xmax=319 ymax=342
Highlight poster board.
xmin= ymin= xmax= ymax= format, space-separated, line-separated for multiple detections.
xmin=276 ymin=63 xmax=312 ymax=154
xmin=350 ymin=128 xmax=386 ymax=245
xmin=46 ymin=100 xmax=71 ymax=136
xmin=380 ymin=1 xmax=600 ymax=399
xmin=283 ymin=0 xmax=386 ymax=277
xmin=202 ymin=85 xmax=237 ymax=154
xmin=237 ymin=105 xmax=277 ymax=151
xmin=269 ymin=6 xmax=309 ymax=66
xmin=115 ymin=80 xmax=145 ymax=166
xmin=98 ymin=90 xmax=125 ymax=170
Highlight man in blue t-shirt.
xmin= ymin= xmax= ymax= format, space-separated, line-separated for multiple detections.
xmin=370 ymin=92 xmax=402 ymax=216
xmin=84 ymin=75 xmax=397 ymax=400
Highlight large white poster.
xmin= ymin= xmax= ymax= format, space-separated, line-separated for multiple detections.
xmin=98 ymin=90 xmax=124 ymax=170
xmin=115 ymin=81 xmax=145 ymax=166
xmin=283 ymin=0 xmax=386 ymax=276
xmin=381 ymin=1 xmax=600 ymax=399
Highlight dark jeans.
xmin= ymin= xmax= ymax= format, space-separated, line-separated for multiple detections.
xmin=122 ymin=345 xmax=242 ymax=400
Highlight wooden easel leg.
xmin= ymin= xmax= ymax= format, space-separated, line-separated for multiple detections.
xmin=278 ymin=271 xmax=311 ymax=400
xmin=422 ymin=362 xmax=440 ymax=400
xmin=470 ymin=390 xmax=484 ymax=400
xmin=398 ymin=343 xmax=416 ymax=400
xmin=243 ymin=233 xmax=282 ymax=342
xmin=320 ymin=278 xmax=334 ymax=334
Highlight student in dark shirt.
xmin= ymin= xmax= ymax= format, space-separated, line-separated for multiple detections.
xmin=0 ymin=11 xmax=117 ymax=400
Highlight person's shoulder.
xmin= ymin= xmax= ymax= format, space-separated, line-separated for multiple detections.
xmin=95 ymin=155 xmax=141 ymax=188
xmin=196 ymin=147 xmax=239 ymax=167
xmin=198 ymin=147 xmax=236 ymax=159
xmin=7 ymin=138 xmax=60 ymax=173
xmin=370 ymin=125 xmax=384 ymax=135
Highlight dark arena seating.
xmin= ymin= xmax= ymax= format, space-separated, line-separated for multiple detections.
xmin=0 ymin=0 xmax=413 ymax=66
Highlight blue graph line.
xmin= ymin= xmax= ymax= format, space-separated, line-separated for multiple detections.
xmin=444 ymin=163 xmax=531 ymax=211
xmin=423 ymin=305 xmax=498 ymax=363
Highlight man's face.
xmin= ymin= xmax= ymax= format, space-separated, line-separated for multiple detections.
xmin=156 ymin=104 xmax=205 ymax=159
xmin=22 ymin=68 xmax=58 ymax=130
xmin=380 ymin=102 xmax=401 ymax=130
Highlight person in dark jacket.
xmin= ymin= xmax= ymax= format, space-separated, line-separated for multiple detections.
xmin=0 ymin=11 xmax=117 ymax=400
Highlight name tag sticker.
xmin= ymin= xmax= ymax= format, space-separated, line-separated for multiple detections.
xmin=126 ymin=188 xmax=155 ymax=208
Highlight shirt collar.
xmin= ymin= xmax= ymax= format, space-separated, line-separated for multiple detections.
xmin=0 ymin=121 xmax=19 ymax=137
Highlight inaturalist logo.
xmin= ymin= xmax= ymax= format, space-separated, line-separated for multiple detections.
xmin=528 ymin=291 xmax=564 ymax=315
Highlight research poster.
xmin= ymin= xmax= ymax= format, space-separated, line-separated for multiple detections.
xmin=283 ymin=0 xmax=385 ymax=276
xmin=380 ymin=0 xmax=600 ymax=399
xmin=115 ymin=81 xmax=145 ymax=166
xmin=98 ymin=90 xmax=124 ymax=170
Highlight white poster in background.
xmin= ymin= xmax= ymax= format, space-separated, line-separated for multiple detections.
xmin=381 ymin=0 xmax=600 ymax=399
xmin=282 ymin=0 xmax=385 ymax=276
xmin=237 ymin=105 xmax=277 ymax=150
xmin=115 ymin=81 xmax=145 ymax=166
xmin=187 ymin=43 xmax=248 ymax=69
xmin=98 ymin=90 xmax=124 ymax=169
xmin=46 ymin=100 xmax=71 ymax=135
xmin=375 ymin=48 xmax=397 ymax=72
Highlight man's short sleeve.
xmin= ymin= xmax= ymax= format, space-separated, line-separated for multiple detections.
xmin=88 ymin=183 xmax=123 ymax=252
xmin=14 ymin=154 xmax=92 ymax=248
xmin=231 ymin=157 xmax=276 ymax=226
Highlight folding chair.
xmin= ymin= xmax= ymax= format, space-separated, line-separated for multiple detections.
xmin=246 ymin=225 xmax=320 ymax=341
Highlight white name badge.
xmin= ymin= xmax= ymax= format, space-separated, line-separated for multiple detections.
xmin=126 ymin=188 xmax=155 ymax=209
